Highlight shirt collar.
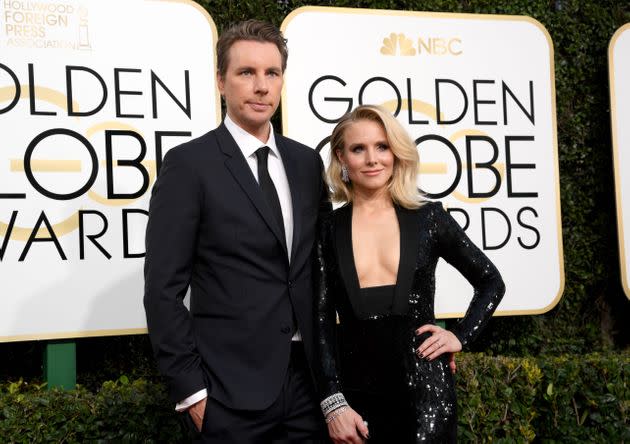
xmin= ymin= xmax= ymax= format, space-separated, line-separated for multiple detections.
xmin=224 ymin=114 xmax=279 ymax=160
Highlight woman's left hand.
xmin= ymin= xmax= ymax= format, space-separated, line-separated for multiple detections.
xmin=415 ymin=324 xmax=462 ymax=362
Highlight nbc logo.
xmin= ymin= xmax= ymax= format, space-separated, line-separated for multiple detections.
xmin=380 ymin=33 xmax=416 ymax=56
xmin=380 ymin=33 xmax=463 ymax=56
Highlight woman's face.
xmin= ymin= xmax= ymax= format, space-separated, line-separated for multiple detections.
xmin=337 ymin=119 xmax=395 ymax=194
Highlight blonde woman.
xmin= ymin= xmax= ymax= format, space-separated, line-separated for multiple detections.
xmin=316 ymin=105 xmax=505 ymax=443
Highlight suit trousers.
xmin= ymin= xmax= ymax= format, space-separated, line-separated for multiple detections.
xmin=191 ymin=342 xmax=327 ymax=443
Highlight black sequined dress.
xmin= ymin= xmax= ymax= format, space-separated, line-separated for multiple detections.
xmin=316 ymin=202 xmax=506 ymax=443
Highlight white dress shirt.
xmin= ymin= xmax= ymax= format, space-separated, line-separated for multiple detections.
xmin=223 ymin=114 xmax=294 ymax=256
xmin=175 ymin=115 xmax=297 ymax=412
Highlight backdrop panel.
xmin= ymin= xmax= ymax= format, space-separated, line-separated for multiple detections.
xmin=282 ymin=6 xmax=563 ymax=317
xmin=0 ymin=0 xmax=220 ymax=341
xmin=609 ymin=23 xmax=630 ymax=300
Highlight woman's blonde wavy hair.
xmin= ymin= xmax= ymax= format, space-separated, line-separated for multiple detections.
xmin=327 ymin=105 xmax=422 ymax=209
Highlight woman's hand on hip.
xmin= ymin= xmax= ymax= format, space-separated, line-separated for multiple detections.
xmin=415 ymin=324 xmax=462 ymax=362
xmin=327 ymin=406 xmax=369 ymax=444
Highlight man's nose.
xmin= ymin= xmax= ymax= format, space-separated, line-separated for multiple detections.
xmin=254 ymin=74 xmax=269 ymax=94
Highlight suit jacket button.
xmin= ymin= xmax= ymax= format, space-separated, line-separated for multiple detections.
xmin=281 ymin=326 xmax=291 ymax=334
xmin=287 ymin=280 xmax=293 ymax=288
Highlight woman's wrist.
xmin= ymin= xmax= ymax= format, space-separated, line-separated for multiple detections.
xmin=320 ymin=392 xmax=349 ymax=417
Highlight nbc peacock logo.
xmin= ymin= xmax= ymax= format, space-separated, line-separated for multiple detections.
xmin=380 ymin=33 xmax=416 ymax=56
xmin=380 ymin=32 xmax=463 ymax=56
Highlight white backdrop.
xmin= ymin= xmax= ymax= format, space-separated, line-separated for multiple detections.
xmin=609 ymin=23 xmax=630 ymax=300
xmin=0 ymin=0 xmax=220 ymax=341
xmin=282 ymin=6 xmax=564 ymax=317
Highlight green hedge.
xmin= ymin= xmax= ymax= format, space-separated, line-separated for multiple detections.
xmin=457 ymin=352 xmax=629 ymax=442
xmin=0 ymin=377 xmax=185 ymax=443
xmin=1 ymin=352 xmax=627 ymax=443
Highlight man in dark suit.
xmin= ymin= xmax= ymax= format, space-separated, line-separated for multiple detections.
xmin=144 ymin=20 xmax=331 ymax=442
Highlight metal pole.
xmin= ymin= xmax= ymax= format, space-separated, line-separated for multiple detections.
xmin=44 ymin=340 xmax=76 ymax=390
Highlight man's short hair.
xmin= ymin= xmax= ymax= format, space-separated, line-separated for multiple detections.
xmin=217 ymin=20 xmax=288 ymax=76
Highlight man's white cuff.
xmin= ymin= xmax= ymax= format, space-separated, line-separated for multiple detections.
xmin=175 ymin=388 xmax=208 ymax=412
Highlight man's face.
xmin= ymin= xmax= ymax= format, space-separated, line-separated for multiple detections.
xmin=218 ymin=40 xmax=283 ymax=140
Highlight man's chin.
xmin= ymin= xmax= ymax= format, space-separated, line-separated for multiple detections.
xmin=238 ymin=116 xmax=274 ymax=137
xmin=246 ymin=115 xmax=274 ymax=127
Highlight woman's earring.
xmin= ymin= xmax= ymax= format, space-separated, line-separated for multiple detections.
xmin=341 ymin=164 xmax=350 ymax=183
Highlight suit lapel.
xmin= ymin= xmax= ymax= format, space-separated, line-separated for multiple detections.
xmin=334 ymin=204 xmax=368 ymax=318
xmin=214 ymin=124 xmax=288 ymax=258
xmin=276 ymin=135 xmax=300 ymax=263
xmin=391 ymin=205 xmax=420 ymax=315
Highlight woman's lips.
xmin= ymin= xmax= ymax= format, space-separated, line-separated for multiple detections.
xmin=362 ymin=169 xmax=383 ymax=176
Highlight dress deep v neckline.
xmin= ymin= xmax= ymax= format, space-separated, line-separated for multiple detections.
xmin=349 ymin=206 xmax=401 ymax=290
xmin=335 ymin=203 xmax=422 ymax=319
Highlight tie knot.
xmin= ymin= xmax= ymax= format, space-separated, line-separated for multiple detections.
xmin=255 ymin=146 xmax=270 ymax=164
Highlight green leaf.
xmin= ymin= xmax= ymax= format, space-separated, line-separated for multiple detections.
xmin=547 ymin=383 xmax=554 ymax=397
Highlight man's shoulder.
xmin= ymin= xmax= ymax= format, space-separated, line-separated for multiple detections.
xmin=164 ymin=127 xmax=222 ymax=162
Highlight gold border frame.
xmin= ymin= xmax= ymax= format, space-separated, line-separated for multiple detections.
xmin=281 ymin=6 xmax=565 ymax=317
xmin=0 ymin=0 xmax=220 ymax=343
xmin=608 ymin=23 xmax=630 ymax=300
xmin=1 ymin=328 xmax=148 ymax=344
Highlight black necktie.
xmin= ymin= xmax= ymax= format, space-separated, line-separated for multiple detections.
xmin=255 ymin=147 xmax=286 ymax=242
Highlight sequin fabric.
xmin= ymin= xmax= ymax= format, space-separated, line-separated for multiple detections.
xmin=316 ymin=201 xmax=506 ymax=443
